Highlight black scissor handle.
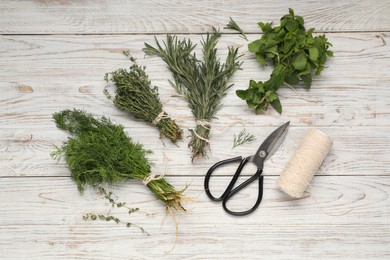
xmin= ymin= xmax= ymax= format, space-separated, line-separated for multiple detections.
xmin=204 ymin=156 xmax=243 ymax=202
xmin=222 ymin=169 xmax=263 ymax=216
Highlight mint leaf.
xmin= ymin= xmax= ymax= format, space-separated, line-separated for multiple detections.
xmin=292 ymin=52 xmax=307 ymax=70
xmin=236 ymin=8 xmax=332 ymax=114
xmin=301 ymin=74 xmax=312 ymax=89
xmin=271 ymin=97 xmax=282 ymax=114
xmin=309 ymin=47 xmax=319 ymax=61
xmin=248 ymin=39 xmax=263 ymax=52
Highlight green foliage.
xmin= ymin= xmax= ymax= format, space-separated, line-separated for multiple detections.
xmin=237 ymin=8 xmax=333 ymax=114
xmin=143 ymin=28 xmax=242 ymax=161
xmin=104 ymin=51 xmax=183 ymax=143
xmin=52 ymin=109 xmax=186 ymax=212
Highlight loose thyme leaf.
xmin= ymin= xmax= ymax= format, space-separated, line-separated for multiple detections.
xmin=236 ymin=8 xmax=332 ymax=114
xmin=105 ymin=51 xmax=183 ymax=144
xmin=233 ymin=129 xmax=256 ymax=149
xmin=225 ymin=17 xmax=248 ymax=41
xmin=144 ymin=28 xmax=242 ymax=161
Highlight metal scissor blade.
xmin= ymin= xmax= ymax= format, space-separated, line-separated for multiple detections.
xmin=252 ymin=122 xmax=290 ymax=167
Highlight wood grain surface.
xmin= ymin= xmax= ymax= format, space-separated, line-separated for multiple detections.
xmin=1 ymin=1 xmax=389 ymax=259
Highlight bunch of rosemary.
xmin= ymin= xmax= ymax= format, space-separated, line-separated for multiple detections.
xmin=52 ymin=109 xmax=186 ymax=212
xmin=104 ymin=51 xmax=183 ymax=144
xmin=143 ymin=28 xmax=242 ymax=161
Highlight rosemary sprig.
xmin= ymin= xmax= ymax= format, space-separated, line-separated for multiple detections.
xmin=224 ymin=17 xmax=248 ymax=41
xmin=104 ymin=51 xmax=183 ymax=144
xmin=232 ymin=129 xmax=256 ymax=149
xmin=143 ymin=28 xmax=242 ymax=161
xmin=52 ymin=109 xmax=186 ymax=212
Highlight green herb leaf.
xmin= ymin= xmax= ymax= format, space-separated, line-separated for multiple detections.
xmin=309 ymin=47 xmax=319 ymax=61
xmin=292 ymin=52 xmax=307 ymax=71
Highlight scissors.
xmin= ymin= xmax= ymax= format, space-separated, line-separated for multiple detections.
xmin=204 ymin=122 xmax=290 ymax=216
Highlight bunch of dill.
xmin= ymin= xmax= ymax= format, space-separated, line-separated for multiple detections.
xmin=143 ymin=28 xmax=242 ymax=161
xmin=52 ymin=109 xmax=186 ymax=212
xmin=104 ymin=51 xmax=183 ymax=144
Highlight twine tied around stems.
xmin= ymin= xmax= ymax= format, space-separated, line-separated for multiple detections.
xmin=152 ymin=111 xmax=170 ymax=125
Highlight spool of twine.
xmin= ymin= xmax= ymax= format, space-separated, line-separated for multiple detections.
xmin=277 ymin=129 xmax=333 ymax=198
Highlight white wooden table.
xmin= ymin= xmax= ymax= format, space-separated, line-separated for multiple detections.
xmin=1 ymin=1 xmax=389 ymax=259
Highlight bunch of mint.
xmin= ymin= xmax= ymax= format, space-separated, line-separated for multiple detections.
xmin=236 ymin=8 xmax=333 ymax=114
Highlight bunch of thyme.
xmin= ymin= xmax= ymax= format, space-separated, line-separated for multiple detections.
xmin=104 ymin=51 xmax=183 ymax=144
xmin=143 ymin=28 xmax=242 ymax=161
xmin=52 ymin=109 xmax=186 ymax=212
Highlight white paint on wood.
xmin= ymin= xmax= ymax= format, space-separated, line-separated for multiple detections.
xmin=1 ymin=1 xmax=389 ymax=259
xmin=0 ymin=0 xmax=390 ymax=34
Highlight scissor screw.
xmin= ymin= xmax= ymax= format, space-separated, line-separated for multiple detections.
xmin=259 ymin=151 xmax=267 ymax=158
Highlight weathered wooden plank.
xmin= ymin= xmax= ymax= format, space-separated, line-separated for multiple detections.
xmin=1 ymin=126 xmax=389 ymax=177
xmin=1 ymin=33 xmax=389 ymax=127
xmin=0 ymin=176 xmax=389 ymax=259
xmin=1 ymin=0 xmax=390 ymax=34
xmin=1 ymin=33 xmax=388 ymax=82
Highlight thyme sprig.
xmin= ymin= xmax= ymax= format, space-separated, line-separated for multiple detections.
xmin=82 ymin=186 xmax=150 ymax=235
xmin=225 ymin=17 xmax=248 ymax=41
xmin=232 ymin=129 xmax=256 ymax=149
xmin=104 ymin=51 xmax=183 ymax=144
xmin=143 ymin=28 xmax=242 ymax=161
xmin=52 ymin=109 xmax=186 ymax=212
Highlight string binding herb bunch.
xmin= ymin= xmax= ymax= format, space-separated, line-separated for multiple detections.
xmin=104 ymin=51 xmax=183 ymax=144
xmin=51 ymin=109 xmax=187 ymax=214
xmin=236 ymin=8 xmax=333 ymax=114
xmin=143 ymin=28 xmax=243 ymax=161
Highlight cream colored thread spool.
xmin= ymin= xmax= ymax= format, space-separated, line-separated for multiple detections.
xmin=277 ymin=129 xmax=333 ymax=198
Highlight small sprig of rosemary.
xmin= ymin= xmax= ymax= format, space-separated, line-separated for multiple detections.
xmin=232 ymin=129 xmax=256 ymax=149
xmin=143 ymin=28 xmax=242 ymax=161
xmin=225 ymin=17 xmax=248 ymax=41
xmin=104 ymin=51 xmax=183 ymax=144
